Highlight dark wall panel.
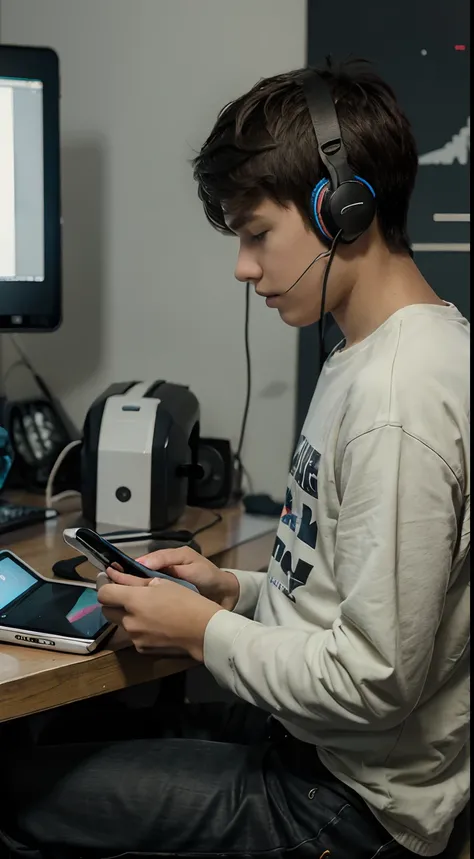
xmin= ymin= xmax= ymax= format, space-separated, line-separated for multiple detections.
xmin=296 ymin=0 xmax=469 ymax=435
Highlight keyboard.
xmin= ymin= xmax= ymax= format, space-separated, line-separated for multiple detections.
xmin=0 ymin=500 xmax=58 ymax=536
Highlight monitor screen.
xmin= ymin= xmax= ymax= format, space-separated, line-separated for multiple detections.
xmin=0 ymin=46 xmax=61 ymax=331
xmin=0 ymin=76 xmax=45 ymax=283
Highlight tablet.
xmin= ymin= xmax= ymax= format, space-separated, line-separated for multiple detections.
xmin=0 ymin=550 xmax=114 ymax=654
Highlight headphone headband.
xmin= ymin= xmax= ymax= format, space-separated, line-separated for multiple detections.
xmin=301 ymin=67 xmax=376 ymax=244
xmin=301 ymin=70 xmax=352 ymax=188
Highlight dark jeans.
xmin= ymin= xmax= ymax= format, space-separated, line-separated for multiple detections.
xmin=0 ymin=699 xmax=415 ymax=859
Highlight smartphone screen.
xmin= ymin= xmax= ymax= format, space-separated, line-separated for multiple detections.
xmin=0 ymin=552 xmax=111 ymax=640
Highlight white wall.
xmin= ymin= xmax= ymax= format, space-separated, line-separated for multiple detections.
xmin=0 ymin=0 xmax=306 ymax=498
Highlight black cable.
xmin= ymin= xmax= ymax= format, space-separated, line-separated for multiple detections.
xmin=236 ymin=282 xmax=252 ymax=460
xmin=99 ymin=509 xmax=224 ymax=545
xmin=100 ymin=530 xmax=186 ymax=544
xmin=7 ymin=334 xmax=73 ymax=441
xmin=8 ymin=336 xmax=56 ymax=403
xmin=318 ymin=230 xmax=343 ymax=373
xmin=1 ymin=359 xmax=26 ymax=391
xmin=241 ymin=463 xmax=254 ymax=495
xmin=190 ymin=510 xmax=223 ymax=538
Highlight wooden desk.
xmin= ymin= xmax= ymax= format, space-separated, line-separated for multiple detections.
xmin=0 ymin=501 xmax=276 ymax=723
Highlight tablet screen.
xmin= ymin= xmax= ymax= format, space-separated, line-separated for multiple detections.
xmin=0 ymin=553 xmax=110 ymax=640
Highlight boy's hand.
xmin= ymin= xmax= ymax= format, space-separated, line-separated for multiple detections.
xmin=98 ymin=577 xmax=222 ymax=661
xmin=121 ymin=546 xmax=241 ymax=611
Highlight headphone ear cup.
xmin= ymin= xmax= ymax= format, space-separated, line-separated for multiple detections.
xmin=311 ymin=179 xmax=334 ymax=242
xmin=329 ymin=180 xmax=376 ymax=243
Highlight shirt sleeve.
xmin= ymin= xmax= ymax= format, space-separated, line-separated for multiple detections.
xmin=204 ymin=425 xmax=464 ymax=736
xmin=226 ymin=569 xmax=265 ymax=618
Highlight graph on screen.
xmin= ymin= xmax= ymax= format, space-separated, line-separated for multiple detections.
xmin=415 ymin=117 xmax=470 ymax=252
xmin=419 ymin=117 xmax=470 ymax=166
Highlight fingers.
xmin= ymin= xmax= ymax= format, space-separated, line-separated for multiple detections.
xmin=109 ymin=561 xmax=124 ymax=573
xmin=106 ymin=567 xmax=149 ymax=587
xmin=101 ymin=606 xmax=125 ymax=625
xmin=158 ymin=563 xmax=195 ymax=581
xmin=136 ymin=547 xmax=197 ymax=570
xmin=98 ymin=582 xmax=132 ymax=608
xmin=148 ymin=577 xmax=166 ymax=588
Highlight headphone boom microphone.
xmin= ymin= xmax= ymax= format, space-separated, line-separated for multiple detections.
xmin=280 ymin=234 xmax=341 ymax=373
xmin=283 ymin=248 xmax=331 ymax=294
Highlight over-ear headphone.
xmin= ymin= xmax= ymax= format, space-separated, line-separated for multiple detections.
xmin=302 ymin=69 xmax=376 ymax=244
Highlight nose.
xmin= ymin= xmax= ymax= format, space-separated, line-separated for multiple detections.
xmin=234 ymin=245 xmax=262 ymax=285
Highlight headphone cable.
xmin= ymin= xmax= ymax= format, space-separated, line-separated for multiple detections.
xmin=236 ymin=282 xmax=251 ymax=459
xmin=318 ymin=230 xmax=342 ymax=373
xmin=238 ymin=235 xmax=339 ymax=475
xmin=233 ymin=282 xmax=252 ymax=494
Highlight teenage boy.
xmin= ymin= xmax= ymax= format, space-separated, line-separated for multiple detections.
xmin=3 ymin=60 xmax=469 ymax=859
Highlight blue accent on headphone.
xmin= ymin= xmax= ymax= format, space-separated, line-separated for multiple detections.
xmin=311 ymin=174 xmax=377 ymax=238
xmin=311 ymin=178 xmax=329 ymax=236
xmin=354 ymin=175 xmax=376 ymax=198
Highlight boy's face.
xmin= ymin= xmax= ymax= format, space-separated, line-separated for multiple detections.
xmin=225 ymin=199 xmax=348 ymax=328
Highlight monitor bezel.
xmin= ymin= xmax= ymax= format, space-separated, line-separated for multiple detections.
xmin=0 ymin=45 xmax=61 ymax=332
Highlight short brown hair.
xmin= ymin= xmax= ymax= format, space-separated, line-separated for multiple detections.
xmin=192 ymin=58 xmax=418 ymax=253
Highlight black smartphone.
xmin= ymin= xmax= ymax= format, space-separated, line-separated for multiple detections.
xmin=62 ymin=527 xmax=198 ymax=591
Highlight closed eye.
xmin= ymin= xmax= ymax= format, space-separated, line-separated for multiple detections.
xmin=251 ymin=231 xmax=268 ymax=243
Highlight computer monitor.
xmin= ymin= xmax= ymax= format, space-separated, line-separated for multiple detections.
xmin=0 ymin=45 xmax=61 ymax=331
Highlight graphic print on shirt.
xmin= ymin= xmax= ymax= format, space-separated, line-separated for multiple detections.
xmin=270 ymin=436 xmax=321 ymax=601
